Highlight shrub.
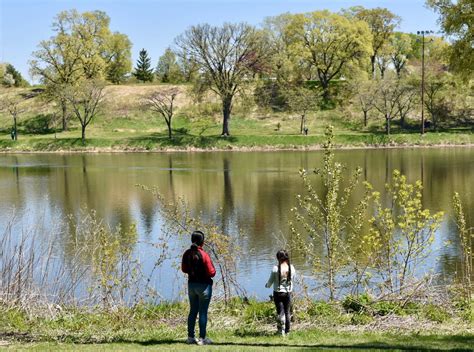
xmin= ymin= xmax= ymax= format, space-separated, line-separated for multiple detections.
xmin=372 ymin=301 xmax=404 ymax=316
xmin=243 ymin=301 xmax=275 ymax=324
xmin=307 ymin=301 xmax=339 ymax=317
xmin=422 ymin=304 xmax=450 ymax=323
xmin=342 ymin=294 xmax=372 ymax=313
xmin=351 ymin=312 xmax=374 ymax=325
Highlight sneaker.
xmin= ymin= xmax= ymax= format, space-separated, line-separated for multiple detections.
xmin=186 ymin=337 xmax=198 ymax=344
xmin=197 ymin=337 xmax=213 ymax=345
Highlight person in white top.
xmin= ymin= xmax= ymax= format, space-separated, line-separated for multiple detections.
xmin=265 ymin=250 xmax=296 ymax=335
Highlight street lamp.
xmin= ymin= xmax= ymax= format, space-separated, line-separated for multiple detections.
xmin=417 ymin=30 xmax=434 ymax=135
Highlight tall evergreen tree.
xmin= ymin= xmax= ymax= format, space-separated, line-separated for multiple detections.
xmin=133 ymin=49 xmax=154 ymax=82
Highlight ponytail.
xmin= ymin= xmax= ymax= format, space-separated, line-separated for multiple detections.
xmin=276 ymin=250 xmax=291 ymax=285
xmin=187 ymin=243 xmax=202 ymax=277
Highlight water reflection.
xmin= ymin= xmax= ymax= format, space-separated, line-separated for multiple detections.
xmin=0 ymin=148 xmax=472 ymax=298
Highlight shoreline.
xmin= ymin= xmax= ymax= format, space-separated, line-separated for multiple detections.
xmin=1 ymin=142 xmax=473 ymax=154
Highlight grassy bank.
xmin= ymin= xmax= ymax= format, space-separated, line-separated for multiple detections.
xmin=1 ymin=85 xmax=472 ymax=152
xmin=1 ymin=121 xmax=473 ymax=152
xmin=1 ymin=299 xmax=473 ymax=350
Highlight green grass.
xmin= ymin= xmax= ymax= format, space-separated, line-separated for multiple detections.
xmin=5 ymin=330 xmax=474 ymax=351
xmin=1 ymin=299 xmax=472 ymax=351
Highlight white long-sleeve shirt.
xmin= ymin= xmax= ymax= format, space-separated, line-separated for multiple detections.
xmin=265 ymin=264 xmax=296 ymax=293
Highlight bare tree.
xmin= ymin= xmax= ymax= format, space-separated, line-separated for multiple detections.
xmin=424 ymin=73 xmax=447 ymax=130
xmin=354 ymin=80 xmax=377 ymax=127
xmin=287 ymin=86 xmax=321 ymax=134
xmin=397 ymin=83 xmax=418 ymax=129
xmin=1 ymin=95 xmax=25 ymax=141
xmin=175 ymin=22 xmax=267 ymax=136
xmin=64 ymin=79 xmax=105 ymax=144
xmin=373 ymin=79 xmax=406 ymax=135
xmin=145 ymin=88 xmax=179 ymax=139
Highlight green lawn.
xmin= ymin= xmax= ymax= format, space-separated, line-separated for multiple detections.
xmin=5 ymin=330 xmax=474 ymax=351
xmin=1 ymin=111 xmax=472 ymax=152
xmin=2 ymin=300 xmax=473 ymax=351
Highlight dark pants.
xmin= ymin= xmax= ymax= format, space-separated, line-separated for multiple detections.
xmin=187 ymin=282 xmax=212 ymax=339
xmin=273 ymin=291 xmax=291 ymax=333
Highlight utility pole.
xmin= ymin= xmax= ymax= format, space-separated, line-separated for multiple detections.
xmin=417 ymin=30 xmax=433 ymax=135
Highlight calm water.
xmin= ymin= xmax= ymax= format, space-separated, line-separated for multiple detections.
xmin=0 ymin=148 xmax=473 ymax=299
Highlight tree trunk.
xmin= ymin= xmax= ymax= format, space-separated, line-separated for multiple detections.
xmin=399 ymin=110 xmax=405 ymax=129
xmin=396 ymin=67 xmax=401 ymax=79
xmin=300 ymin=114 xmax=305 ymax=134
xmin=13 ymin=115 xmax=18 ymax=141
xmin=81 ymin=124 xmax=86 ymax=144
xmin=61 ymin=99 xmax=68 ymax=132
xmin=386 ymin=114 xmax=391 ymax=135
xmin=371 ymin=55 xmax=376 ymax=80
xmin=221 ymin=96 xmax=232 ymax=137
xmin=321 ymin=80 xmax=330 ymax=101
xmin=363 ymin=111 xmax=368 ymax=127
xmin=167 ymin=119 xmax=172 ymax=139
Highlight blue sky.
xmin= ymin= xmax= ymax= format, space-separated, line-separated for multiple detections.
xmin=0 ymin=0 xmax=440 ymax=82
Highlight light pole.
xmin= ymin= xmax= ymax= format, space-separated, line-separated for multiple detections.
xmin=417 ymin=30 xmax=433 ymax=135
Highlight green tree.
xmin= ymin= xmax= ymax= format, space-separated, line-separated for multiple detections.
xmin=175 ymin=22 xmax=268 ymax=136
xmin=30 ymin=10 xmax=131 ymax=129
xmin=155 ymin=48 xmax=183 ymax=83
xmin=390 ymin=32 xmax=414 ymax=78
xmin=105 ymin=33 xmax=132 ymax=84
xmin=263 ymin=13 xmax=306 ymax=83
xmin=375 ymin=43 xmax=392 ymax=79
xmin=352 ymin=7 xmax=401 ymax=79
xmin=285 ymin=11 xmax=372 ymax=99
xmin=428 ymin=0 xmax=473 ymax=78
xmin=133 ymin=49 xmax=154 ymax=82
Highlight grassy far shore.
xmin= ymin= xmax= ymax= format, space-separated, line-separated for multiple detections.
xmin=1 ymin=299 xmax=473 ymax=351
xmin=1 ymin=85 xmax=473 ymax=152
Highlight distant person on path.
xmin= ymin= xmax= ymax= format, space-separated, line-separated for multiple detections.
xmin=265 ymin=250 xmax=296 ymax=336
xmin=181 ymin=230 xmax=216 ymax=345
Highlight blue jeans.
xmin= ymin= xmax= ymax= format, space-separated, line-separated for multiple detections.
xmin=187 ymin=282 xmax=212 ymax=339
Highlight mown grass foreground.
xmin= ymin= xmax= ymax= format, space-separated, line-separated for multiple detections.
xmin=1 ymin=300 xmax=473 ymax=351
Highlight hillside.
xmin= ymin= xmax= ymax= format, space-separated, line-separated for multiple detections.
xmin=0 ymin=84 xmax=473 ymax=152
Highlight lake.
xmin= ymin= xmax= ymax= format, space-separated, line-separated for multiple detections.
xmin=0 ymin=147 xmax=472 ymax=301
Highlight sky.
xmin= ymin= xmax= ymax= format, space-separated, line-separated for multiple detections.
xmin=0 ymin=0 xmax=441 ymax=83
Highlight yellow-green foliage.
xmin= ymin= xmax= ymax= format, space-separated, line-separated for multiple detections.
xmin=452 ymin=192 xmax=473 ymax=300
xmin=366 ymin=170 xmax=444 ymax=294
xmin=290 ymin=125 xmax=372 ymax=300
xmin=69 ymin=210 xmax=138 ymax=308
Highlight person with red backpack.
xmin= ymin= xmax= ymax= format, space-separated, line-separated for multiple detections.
xmin=181 ymin=231 xmax=216 ymax=345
